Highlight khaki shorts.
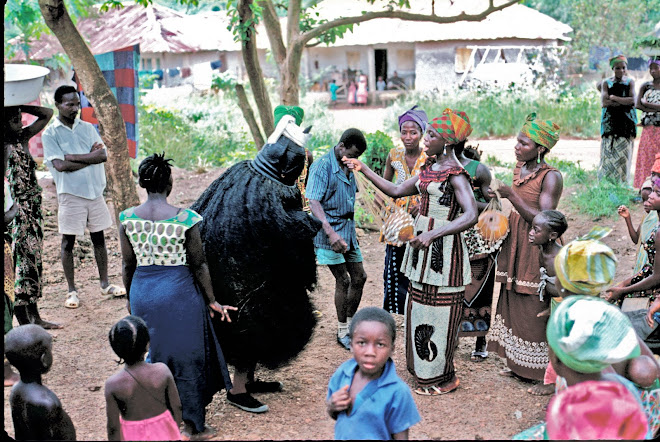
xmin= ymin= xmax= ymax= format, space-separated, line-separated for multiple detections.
xmin=57 ymin=193 xmax=113 ymax=236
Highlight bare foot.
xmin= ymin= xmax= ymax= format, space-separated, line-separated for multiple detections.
xmin=34 ymin=319 xmax=64 ymax=330
xmin=528 ymin=383 xmax=554 ymax=396
xmin=536 ymin=308 xmax=551 ymax=318
xmin=499 ymin=368 xmax=514 ymax=377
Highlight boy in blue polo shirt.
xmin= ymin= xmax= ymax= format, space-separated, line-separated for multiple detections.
xmin=327 ymin=307 xmax=421 ymax=440
xmin=307 ymin=129 xmax=368 ymax=350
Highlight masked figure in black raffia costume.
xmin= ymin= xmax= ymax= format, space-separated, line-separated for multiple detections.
xmin=191 ymin=113 xmax=322 ymax=414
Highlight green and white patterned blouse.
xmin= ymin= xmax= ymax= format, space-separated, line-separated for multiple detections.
xmin=120 ymin=207 xmax=202 ymax=267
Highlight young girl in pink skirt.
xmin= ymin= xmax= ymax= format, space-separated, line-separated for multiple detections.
xmin=105 ymin=316 xmax=184 ymax=441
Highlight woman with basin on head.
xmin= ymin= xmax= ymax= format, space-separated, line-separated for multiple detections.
xmin=4 ymin=104 xmax=59 ymax=329
xmin=344 ymin=108 xmax=478 ymax=396
xmin=485 ymin=113 xmax=563 ymax=395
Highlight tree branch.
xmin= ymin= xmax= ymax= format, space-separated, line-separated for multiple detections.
xmin=238 ymin=0 xmax=274 ymax=135
xmin=234 ymin=84 xmax=265 ymax=148
xmin=257 ymin=0 xmax=286 ymax=66
xmin=286 ymin=0 xmax=301 ymax=47
xmin=297 ymin=0 xmax=520 ymax=46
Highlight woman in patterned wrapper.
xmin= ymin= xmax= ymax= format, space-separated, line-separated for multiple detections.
xmin=191 ymin=115 xmax=322 ymax=413
xmin=380 ymin=105 xmax=428 ymax=316
xmin=344 ymin=109 xmax=478 ymax=396
xmin=118 ymin=153 xmax=236 ymax=440
xmin=486 ymin=113 xmax=563 ymax=392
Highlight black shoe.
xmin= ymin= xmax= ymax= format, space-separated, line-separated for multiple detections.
xmin=337 ymin=335 xmax=351 ymax=350
xmin=246 ymin=379 xmax=284 ymax=393
xmin=226 ymin=392 xmax=269 ymax=413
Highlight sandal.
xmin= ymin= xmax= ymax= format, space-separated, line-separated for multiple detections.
xmin=414 ymin=378 xmax=459 ymax=396
xmin=470 ymin=350 xmax=488 ymax=362
xmin=100 ymin=284 xmax=126 ymax=297
xmin=499 ymin=368 xmax=514 ymax=377
xmin=181 ymin=424 xmax=217 ymax=441
xmin=64 ymin=291 xmax=80 ymax=309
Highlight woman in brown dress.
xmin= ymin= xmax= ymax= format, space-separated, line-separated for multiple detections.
xmin=486 ymin=113 xmax=563 ymax=394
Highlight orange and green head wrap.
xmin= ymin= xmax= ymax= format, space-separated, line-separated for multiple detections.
xmin=609 ymin=54 xmax=628 ymax=69
xmin=429 ymin=108 xmax=472 ymax=144
xmin=520 ymin=112 xmax=560 ymax=149
xmin=273 ymin=105 xmax=304 ymax=126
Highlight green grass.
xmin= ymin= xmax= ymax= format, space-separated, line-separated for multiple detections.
xmin=568 ymin=178 xmax=638 ymax=219
xmin=383 ymin=86 xmax=602 ymax=139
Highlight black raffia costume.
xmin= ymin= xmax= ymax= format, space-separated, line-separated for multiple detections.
xmin=190 ymin=122 xmax=322 ymax=373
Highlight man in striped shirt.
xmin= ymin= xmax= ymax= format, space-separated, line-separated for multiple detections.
xmin=307 ymin=128 xmax=368 ymax=350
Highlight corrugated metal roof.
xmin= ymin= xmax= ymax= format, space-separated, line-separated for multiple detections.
xmin=7 ymin=0 xmax=570 ymax=62
xmin=7 ymin=3 xmax=203 ymax=61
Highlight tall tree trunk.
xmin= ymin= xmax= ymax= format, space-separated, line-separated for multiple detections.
xmin=281 ymin=43 xmax=304 ymax=106
xmin=238 ymin=0 xmax=274 ymax=137
xmin=234 ymin=84 xmax=265 ymax=148
xmin=38 ymin=0 xmax=139 ymax=220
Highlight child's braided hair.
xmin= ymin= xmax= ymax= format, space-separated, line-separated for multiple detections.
xmin=540 ymin=209 xmax=568 ymax=238
xmin=109 ymin=315 xmax=150 ymax=365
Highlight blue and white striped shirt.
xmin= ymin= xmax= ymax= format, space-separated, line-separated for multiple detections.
xmin=306 ymin=149 xmax=359 ymax=250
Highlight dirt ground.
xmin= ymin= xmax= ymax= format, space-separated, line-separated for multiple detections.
xmin=4 ymin=164 xmax=639 ymax=440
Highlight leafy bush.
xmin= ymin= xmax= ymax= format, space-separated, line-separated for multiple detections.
xmin=363 ymin=130 xmax=396 ymax=176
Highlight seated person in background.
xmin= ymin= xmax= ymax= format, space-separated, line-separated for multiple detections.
xmin=387 ymin=71 xmax=406 ymax=90
xmin=376 ymin=76 xmax=386 ymax=91
xmin=5 ymin=324 xmax=76 ymax=440
xmin=326 ymin=307 xmax=421 ymax=440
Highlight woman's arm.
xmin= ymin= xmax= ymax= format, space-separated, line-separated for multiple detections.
xmin=475 ymin=163 xmax=493 ymax=212
xmin=618 ymin=205 xmax=640 ymax=244
xmin=186 ymin=224 xmax=236 ymax=321
xmin=16 ymin=105 xmax=53 ymax=141
xmin=607 ymin=228 xmax=660 ymax=298
xmin=409 ymin=173 xmax=478 ymax=249
xmin=636 ymin=82 xmax=657 ymax=112
xmin=500 ymin=170 xmax=563 ymax=224
xmin=601 ymin=79 xmax=617 ymax=107
xmin=345 ymin=158 xmax=419 ymax=198
xmin=383 ymin=154 xmax=395 ymax=182
xmin=118 ymin=223 xmax=136 ymax=313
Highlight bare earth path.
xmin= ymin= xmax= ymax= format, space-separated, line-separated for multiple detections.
xmin=4 ymin=160 xmax=639 ymax=440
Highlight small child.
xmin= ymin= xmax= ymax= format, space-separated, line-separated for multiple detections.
xmin=326 ymin=307 xmax=420 ymax=440
xmin=529 ymin=209 xmax=568 ymax=312
xmin=105 ymin=316 xmax=183 ymax=441
xmin=527 ymin=210 xmax=568 ymax=396
xmin=5 ymin=324 xmax=76 ymax=440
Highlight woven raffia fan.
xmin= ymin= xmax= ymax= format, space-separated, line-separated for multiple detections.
xmin=353 ymin=170 xmax=415 ymax=245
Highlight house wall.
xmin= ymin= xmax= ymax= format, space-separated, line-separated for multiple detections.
xmin=305 ymin=42 xmax=416 ymax=91
xmin=415 ymin=38 xmax=559 ymax=91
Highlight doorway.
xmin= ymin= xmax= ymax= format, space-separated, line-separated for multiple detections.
xmin=375 ymin=49 xmax=388 ymax=83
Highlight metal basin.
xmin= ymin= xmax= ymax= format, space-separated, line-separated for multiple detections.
xmin=4 ymin=64 xmax=50 ymax=107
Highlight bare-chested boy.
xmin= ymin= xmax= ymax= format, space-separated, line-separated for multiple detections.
xmin=5 ymin=324 xmax=76 ymax=440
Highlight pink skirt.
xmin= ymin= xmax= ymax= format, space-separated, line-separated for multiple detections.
xmin=120 ymin=409 xmax=181 ymax=441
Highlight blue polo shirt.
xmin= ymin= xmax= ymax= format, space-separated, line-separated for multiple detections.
xmin=306 ymin=149 xmax=359 ymax=250
xmin=327 ymin=358 xmax=421 ymax=440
